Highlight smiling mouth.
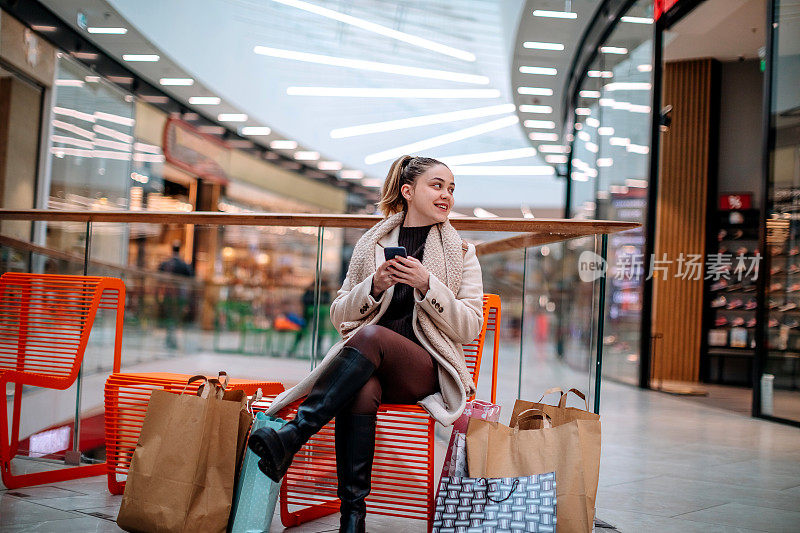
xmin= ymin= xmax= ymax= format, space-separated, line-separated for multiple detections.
xmin=434 ymin=203 xmax=449 ymax=211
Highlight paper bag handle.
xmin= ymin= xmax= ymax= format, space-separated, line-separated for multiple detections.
xmin=558 ymin=388 xmax=589 ymax=410
xmin=515 ymin=408 xmax=553 ymax=429
xmin=181 ymin=375 xmax=226 ymax=399
xmin=216 ymin=371 xmax=229 ymax=390
xmin=182 ymin=375 xmax=210 ymax=397
xmin=537 ymin=387 xmax=564 ymax=403
xmin=247 ymin=388 xmax=263 ymax=414
xmin=205 ymin=378 xmax=225 ymax=400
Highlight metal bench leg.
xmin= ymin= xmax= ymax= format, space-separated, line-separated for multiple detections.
xmin=0 ymin=374 xmax=107 ymax=489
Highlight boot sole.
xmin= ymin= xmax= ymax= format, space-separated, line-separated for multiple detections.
xmin=247 ymin=428 xmax=287 ymax=483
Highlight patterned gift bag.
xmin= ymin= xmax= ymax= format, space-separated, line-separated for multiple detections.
xmin=432 ymin=472 xmax=557 ymax=533
xmin=442 ymin=400 xmax=501 ymax=478
xmin=229 ymin=412 xmax=286 ymax=533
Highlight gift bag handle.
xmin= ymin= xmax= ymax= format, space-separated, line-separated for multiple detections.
xmin=216 ymin=371 xmax=229 ymax=390
xmin=558 ymin=388 xmax=589 ymax=410
xmin=537 ymin=387 xmax=564 ymax=403
xmin=515 ymin=408 xmax=553 ymax=429
xmin=476 ymin=477 xmax=520 ymax=503
xmin=246 ymin=388 xmax=263 ymax=414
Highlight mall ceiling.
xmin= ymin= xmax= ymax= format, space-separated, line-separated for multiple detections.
xmin=38 ymin=0 xmax=604 ymax=212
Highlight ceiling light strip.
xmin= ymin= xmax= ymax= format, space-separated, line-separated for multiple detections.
xmin=330 ymin=104 xmax=515 ymax=138
xmin=364 ymin=115 xmax=519 ymax=165
xmin=450 ymin=165 xmax=555 ymax=176
xmin=519 ymin=66 xmax=557 ymax=76
xmin=189 ymin=96 xmax=221 ymax=105
xmin=87 ymin=27 xmax=128 ymax=34
xmin=254 ymin=46 xmax=488 ymax=84
xmin=518 ymin=105 xmax=553 ymax=114
xmin=517 ymin=87 xmax=554 ymax=96
xmin=271 ymin=0 xmax=475 ymax=61
xmin=122 ymin=54 xmax=160 ymax=62
xmin=287 ymin=87 xmax=501 ymax=98
xmin=439 ymin=147 xmax=537 ymax=166
xmin=532 ymin=10 xmax=577 ymax=19
xmin=523 ymin=41 xmax=564 ymax=51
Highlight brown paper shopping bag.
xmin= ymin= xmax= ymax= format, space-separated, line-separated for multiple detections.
xmin=117 ymin=374 xmax=252 ymax=533
xmin=467 ymin=388 xmax=601 ymax=533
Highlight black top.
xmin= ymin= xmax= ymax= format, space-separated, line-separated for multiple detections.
xmin=377 ymin=224 xmax=434 ymax=345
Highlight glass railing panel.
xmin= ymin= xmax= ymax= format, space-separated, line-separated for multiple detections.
xmin=2 ymin=215 xmax=633 ymax=464
xmin=473 ymin=238 xmax=524 ymax=423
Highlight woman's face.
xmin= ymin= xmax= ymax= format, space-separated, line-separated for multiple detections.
xmin=402 ymin=164 xmax=455 ymax=224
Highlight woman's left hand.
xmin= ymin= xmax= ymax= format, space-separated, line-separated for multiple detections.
xmin=388 ymin=256 xmax=430 ymax=294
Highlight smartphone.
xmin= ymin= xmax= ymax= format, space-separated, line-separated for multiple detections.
xmin=383 ymin=246 xmax=407 ymax=261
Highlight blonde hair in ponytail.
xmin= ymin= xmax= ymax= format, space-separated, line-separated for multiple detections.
xmin=377 ymin=155 xmax=448 ymax=217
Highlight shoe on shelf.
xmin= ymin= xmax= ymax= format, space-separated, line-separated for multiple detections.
xmin=715 ymin=316 xmax=729 ymax=327
xmin=778 ymin=302 xmax=797 ymax=312
xmin=730 ymin=317 xmax=745 ymax=327
xmin=711 ymin=280 xmax=728 ymax=291
xmin=744 ymin=299 xmax=757 ymax=310
xmin=746 ymin=318 xmax=757 ymax=328
xmin=711 ymin=296 xmax=727 ymax=308
xmin=726 ymin=299 xmax=744 ymax=310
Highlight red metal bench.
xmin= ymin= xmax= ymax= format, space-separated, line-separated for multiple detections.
xmin=104 ymin=372 xmax=284 ymax=494
xmin=0 ymin=272 xmax=125 ymax=489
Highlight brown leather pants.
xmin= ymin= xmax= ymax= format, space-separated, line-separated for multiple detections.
xmin=341 ymin=324 xmax=439 ymax=415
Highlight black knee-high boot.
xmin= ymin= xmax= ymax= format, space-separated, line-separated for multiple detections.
xmin=248 ymin=346 xmax=376 ymax=483
xmin=335 ymin=413 xmax=376 ymax=533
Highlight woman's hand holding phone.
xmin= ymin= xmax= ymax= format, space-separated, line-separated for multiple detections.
xmin=388 ymin=256 xmax=430 ymax=294
xmin=372 ymin=259 xmax=398 ymax=297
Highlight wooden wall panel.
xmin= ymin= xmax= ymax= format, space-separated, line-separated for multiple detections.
xmin=652 ymin=59 xmax=717 ymax=382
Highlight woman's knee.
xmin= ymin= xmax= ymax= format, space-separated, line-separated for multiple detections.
xmin=344 ymin=377 xmax=381 ymax=415
xmin=345 ymin=325 xmax=387 ymax=362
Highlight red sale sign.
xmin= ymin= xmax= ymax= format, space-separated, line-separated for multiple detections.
xmin=719 ymin=194 xmax=753 ymax=210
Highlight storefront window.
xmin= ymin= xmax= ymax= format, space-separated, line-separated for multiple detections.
xmin=46 ymin=55 xmax=135 ymax=265
xmin=566 ymin=0 xmax=655 ymax=385
xmin=763 ymin=0 xmax=800 ymax=423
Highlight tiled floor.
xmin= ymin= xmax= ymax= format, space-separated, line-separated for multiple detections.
xmin=3 ymin=348 xmax=800 ymax=532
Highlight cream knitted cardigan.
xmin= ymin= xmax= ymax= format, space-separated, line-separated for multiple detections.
xmin=265 ymin=212 xmax=484 ymax=426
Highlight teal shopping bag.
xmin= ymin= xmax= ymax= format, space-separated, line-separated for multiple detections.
xmin=230 ymin=413 xmax=286 ymax=533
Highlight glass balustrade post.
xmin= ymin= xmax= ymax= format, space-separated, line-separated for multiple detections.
xmin=311 ymin=226 xmax=324 ymax=370
xmin=66 ymin=220 xmax=92 ymax=465
xmin=593 ymin=233 xmax=609 ymax=414
xmin=518 ymin=246 xmax=529 ymax=398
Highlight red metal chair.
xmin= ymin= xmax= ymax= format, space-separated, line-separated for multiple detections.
xmin=277 ymin=294 xmax=501 ymax=529
xmin=104 ymin=372 xmax=284 ymax=494
xmin=0 ymin=273 xmax=125 ymax=489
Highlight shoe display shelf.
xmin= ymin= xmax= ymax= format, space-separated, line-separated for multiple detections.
xmin=702 ymin=207 xmax=759 ymax=386
xmin=763 ymin=189 xmax=800 ymax=391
